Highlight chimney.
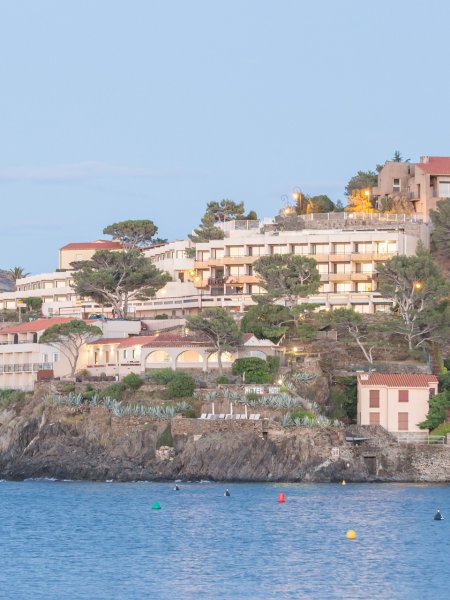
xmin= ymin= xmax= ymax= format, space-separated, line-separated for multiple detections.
xmin=420 ymin=156 xmax=429 ymax=164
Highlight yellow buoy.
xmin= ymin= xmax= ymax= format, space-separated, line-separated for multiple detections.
xmin=346 ymin=530 xmax=357 ymax=540
xmin=341 ymin=480 xmax=346 ymax=486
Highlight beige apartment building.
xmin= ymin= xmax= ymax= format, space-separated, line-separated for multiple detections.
xmin=191 ymin=215 xmax=428 ymax=314
xmin=59 ymin=240 xmax=123 ymax=270
xmin=373 ymin=156 xmax=450 ymax=221
xmin=357 ymin=373 xmax=438 ymax=434
xmin=0 ymin=318 xmax=141 ymax=390
xmin=0 ymin=212 xmax=430 ymax=320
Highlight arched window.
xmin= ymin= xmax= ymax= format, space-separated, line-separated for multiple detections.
xmin=208 ymin=351 xmax=235 ymax=363
xmin=146 ymin=350 xmax=171 ymax=364
xmin=177 ymin=350 xmax=203 ymax=364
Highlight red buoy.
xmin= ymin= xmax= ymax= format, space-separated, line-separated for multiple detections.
xmin=277 ymin=493 xmax=286 ymax=503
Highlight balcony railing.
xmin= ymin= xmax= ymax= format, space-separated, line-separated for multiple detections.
xmin=0 ymin=362 xmax=52 ymax=373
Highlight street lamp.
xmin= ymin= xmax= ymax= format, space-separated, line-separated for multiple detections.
xmin=413 ymin=281 xmax=423 ymax=291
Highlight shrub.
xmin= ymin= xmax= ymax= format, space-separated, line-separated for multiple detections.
xmin=215 ymin=375 xmax=229 ymax=384
xmin=431 ymin=422 xmax=450 ymax=437
xmin=330 ymin=376 xmax=357 ymax=421
xmin=246 ymin=391 xmax=261 ymax=403
xmin=166 ymin=372 xmax=195 ymax=398
xmin=81 ymin=390 xmax=98 ymax=402
xmin=232 ymin=357 xmax=272 ymax=384
xmin=266 ymin=355 xmax=280 ymax=375
xmin=99 ymin=383 xmax=127 ymax=401
xmin=419 ymin=390 xmax=450 ymax=430
xmin=154 ymin=314 xmax=169 ymax=320
xmin=0 ymin=389 xmax=26 ymax=409
xmin=62 ymin=383 xmax=75 ymax=393
xmin=290 ymin=409 xmax=316 ymax=421
xmin=122 ymin=373 xmax=144 ymax=391
xmin=156 ymin=424 xmax=174 ymax=448
xmin=149 ymin=368 xmax=177 ymax=384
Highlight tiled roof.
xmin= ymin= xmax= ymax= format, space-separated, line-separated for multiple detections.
xmin=87 ymin=336 xmax=158 ymax=348
xmin=358 ymin=373 xmax=438 ymax=387
xmin=60 ymin=240 xmax=123 ymax=251
xmin=142 ymin=333 xmax=210 ymax=348
xmin=415 ymin=157 xmax=450 ymax=175
xmin=0 ymin=318 xmax=75 ymax=334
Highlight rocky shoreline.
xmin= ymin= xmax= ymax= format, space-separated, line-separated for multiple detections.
xmin=0 ymin=396 xmax=449 ymax=483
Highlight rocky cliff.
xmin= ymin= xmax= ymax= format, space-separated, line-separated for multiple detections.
xmin=0 ymin=396 xmax=449 ymax=482
xmin=0 ymin=270 xmax=14 ymax=292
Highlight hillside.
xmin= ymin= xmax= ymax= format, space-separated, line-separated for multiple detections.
xmin=0 ymin=270 xmax=14 ymax=292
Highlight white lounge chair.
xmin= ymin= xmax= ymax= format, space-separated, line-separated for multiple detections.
xmin=219 ymin=413 xmax=226 ymax=419
xmin=200 ymin=413 xmax=207 ymax=419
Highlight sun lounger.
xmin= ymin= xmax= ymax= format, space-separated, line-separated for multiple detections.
xmin=219 ymin=413 xmax=225 ymax=419
xmin=200 ymin=413 xmax=207 ymax=419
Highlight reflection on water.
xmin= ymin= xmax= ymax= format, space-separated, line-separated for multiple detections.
xmin=0 ymin=480 xmax=448 ymax=599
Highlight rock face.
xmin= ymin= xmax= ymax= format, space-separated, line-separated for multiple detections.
xmin=0 ymin=397 xmax=450 ymax=482
xmin=0 ymin=270 xmax=14 ymax=292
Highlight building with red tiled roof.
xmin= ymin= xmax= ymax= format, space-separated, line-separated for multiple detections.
xmin=373 ymin=155 xmax=450 ymax=221
xmin=59 ymin=240 xmax=123 ymax=270
xmin=0 ymin=317 xmax=74 ymax=335
xmin=357 ymin=372 xmax=438 ymax=434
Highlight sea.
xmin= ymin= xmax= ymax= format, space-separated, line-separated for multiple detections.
xmin=0 ymin=480 xmax=448 ymax=600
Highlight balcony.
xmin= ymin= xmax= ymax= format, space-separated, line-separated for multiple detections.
xmin=351 ymin=273 xmax=372 ymax=282
xmin=208 ymin=278 xmax=225 ymax=286
xmin=194 ymin=260 xmax=210 ymax=269
xmin=310 ymin=253 xmax=330 ymax=262
xmin=223 ymin=256 xmax=258 ymax=265
xmin=225 ymin=275 xmax=260 ymax=285
xmin=329 ymin=273 xmax=352 ymax=282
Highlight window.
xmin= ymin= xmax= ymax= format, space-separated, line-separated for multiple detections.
xmin=355 ymin=262 xmax=373 ymax=274
xmin=429 ymin=387 xmax=436 ymax=399
xmin=211 ymin=248 xmax=224 ymax=259
xmin=333 ymin=263 xmax=351 ymax=274
xmin=293 ymin=244 xmax=308 ymax=255
xmin=334 ymin=282 xmax=352 ymax=292
xmin=318 ymin=264 xmax=329 ymax=274
xmin=248 ymin=246 xmax=264 ymax=256
xmin=197 ymin=251 xmax=210 ymax=261
xmin=228 ymin=266 xmax=243 ymax=276
xmin=228 ymin=246 xmax=245 ymax=257
xmin=369 ymin=389 xmax=380 ymax=408
xmin=393 ymin=178 xmax=401 ymax=193
xmin=438 ymin=181 xmax=450 ymax=198
xmin=356 ymin=282 xmax=372 ymax=292
xmin=398 ymin=412 xmax=409 ymax=431
xmin=369 ymin=412 xmax=380 ymax=425
xmin=398 ymin=390 xmax=409 ymax=402
xmin=374 ymin=304 xmax=392 ymax=313
xmin=332 ymin=243 xmax=351 ymax=254
xmin=270 ymin=245 xmax=289 ymax=255
xmin=354 ymin=242 xmax=372 ymax=254
xmin=376 ymin=241 xmax=397 ymax=254
xmin=352 ymin=304 xmax=371 ymax=313
xmin=53 ymin=354 xmax=59 ymax=363
xmin=312 ymin=243 xmax=329 ymax=255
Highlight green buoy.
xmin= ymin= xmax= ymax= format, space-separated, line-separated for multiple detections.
xmin=152 ymin=502 xmax=161 ymax=510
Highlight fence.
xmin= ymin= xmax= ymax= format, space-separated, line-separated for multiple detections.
xmin=392 ymin=432 xmax=446 ymax=445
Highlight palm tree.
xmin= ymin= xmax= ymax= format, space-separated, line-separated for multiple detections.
xmin=8 ymin=266 xmax=30 ymax=281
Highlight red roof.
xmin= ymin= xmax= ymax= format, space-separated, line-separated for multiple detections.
xmin=415 ymin=157 xmax=450 ymax=175
xmin=0 ymin=318 xmax=75 ymax=334
xmin=60 ymin=240 xmax=123 ymax=251
xmin=358 ymin=373 xmax=438 ymax=387
xmin=142 ymin=332 xmax=210 ymax=348
xmin=87 ymin=336 xmax=158 ymax=348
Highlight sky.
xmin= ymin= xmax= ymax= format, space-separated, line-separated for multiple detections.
xmin=1 ymin=0 xmax=449 ymax=273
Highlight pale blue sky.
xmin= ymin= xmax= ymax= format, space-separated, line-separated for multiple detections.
xmin=1 ymin=0 xmax=449 ymax=272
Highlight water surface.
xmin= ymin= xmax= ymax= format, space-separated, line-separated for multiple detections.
xmin=0 ymin=480 xmax=448 ymax=599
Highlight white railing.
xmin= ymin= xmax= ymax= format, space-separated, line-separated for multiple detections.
xmin=393 ymin=432 xmax=446 ymax=444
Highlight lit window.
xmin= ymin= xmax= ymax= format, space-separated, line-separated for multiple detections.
xmin=393 ymin=178 xmax=401 ymax=193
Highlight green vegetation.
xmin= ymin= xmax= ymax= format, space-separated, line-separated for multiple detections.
xmin=72 ymin=249 xmax=171 ymax=319
xmin=266 ymin=355 xmax=280 ymax=375
xmin=329 ymin=376 xmax=357 ymax=421
xmin=377 ymin=244 xmax=450 ymax=349
xmin=148 ymin=368 xmax=177 ymax=384
xmin=0 ymin=389 xmax=26 ymax=409
xmin=40 ymin=320 xmax=102 ymax=376
xmin=232 ymin=357 xmax=272 ymax=384
xmin=419 ymin=391 xmax=450 ymax=430
xmin=103 ymin=219 xmax=166 ymax=248
xmin=187 ymin=308 xmax=241 ymax=374
xmin=240 ymin=304 xmax=290 ymax=343
xmin=252 ymin=255 xmax=320 ymax=306
xmin=154 ymin=314 xmax=169 ymax=320
xmin=215 ymin=375 xmax=230 ymax=384
xmin=156 ymin=424 xmax=174 ymax=448
xmin=188 ymin=200 xmax=257 ymax=243
xmin=122 ymin=373 xmax=144 ymax=391
xmin=100 ymin=383 xmax=127 ymax=400
xmin=166 ymin=372 xmax=195 ymax=398
xmin=430 ymin=199 xmax=450 ymax=260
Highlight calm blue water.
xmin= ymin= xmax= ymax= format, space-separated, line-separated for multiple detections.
xmin=0 ymin=480 xmax=449 ymax=599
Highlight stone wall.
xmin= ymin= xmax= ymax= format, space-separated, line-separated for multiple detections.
xmin=172 ymin=416 xmax=264 ymax=437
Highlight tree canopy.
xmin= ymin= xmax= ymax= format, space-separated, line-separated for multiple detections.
xmin=253 ymin=255 xmax=320 ymax=306
xmin=430 ymin=198 xmax=450 ymax=260
xmin=186 ymin=308 xmax=241 ymax=374
xmin=40 ymin=320 xmax=102 ymax=376
xmin=377 ymin=245 xmax=450 ymax=349
xmin=103 ymin=220 xmax=164 ymax=249
xmin=8 ymin=266 xmax=30 ymax=281
xmin=188 ymin=199 xmax=257 ymax=242
xmin=72 ymin=250 xmax=171 ymax=319
xmin=345 ymin=170 xmax=378 ymax=197
xmin=240 ymin=304 xmax=291 ymax=343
